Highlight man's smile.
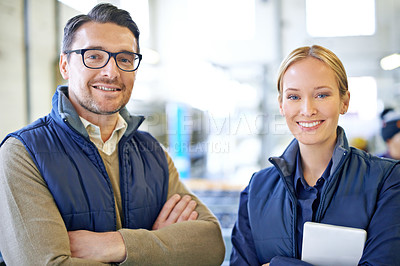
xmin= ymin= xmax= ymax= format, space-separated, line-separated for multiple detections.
xmin=93 ymin=85 xmax=121 ymax=92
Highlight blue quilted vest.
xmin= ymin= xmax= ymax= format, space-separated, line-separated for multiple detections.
xmin=2 ymin=86 xmax=169 ymax=232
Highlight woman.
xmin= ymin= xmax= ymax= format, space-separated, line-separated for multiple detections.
xmin=230 ymin=45 xmax=400 ymax=265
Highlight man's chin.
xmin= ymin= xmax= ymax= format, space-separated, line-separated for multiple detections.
xmin=82 ymin=104 xmax=124 ymax=116
xmin=95 ymin=108 xmax=123 ymax=115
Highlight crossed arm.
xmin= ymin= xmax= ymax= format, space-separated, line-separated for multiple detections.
xmin=68 ymin=194 xmax=199 ymax=263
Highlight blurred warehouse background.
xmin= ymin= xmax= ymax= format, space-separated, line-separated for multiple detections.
xmin=1 ymin=0 xmax=400 ymax=263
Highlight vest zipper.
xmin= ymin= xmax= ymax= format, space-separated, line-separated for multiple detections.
xmin=62 ymin=117 xmax=119 ymax=230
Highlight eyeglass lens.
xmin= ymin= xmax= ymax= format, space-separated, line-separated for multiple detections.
xmin=84 ymin=50 xmax=139 ymax=71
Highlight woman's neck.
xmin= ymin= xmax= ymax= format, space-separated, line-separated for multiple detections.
xmin=299 ymin=141 xmax=335 ymax=186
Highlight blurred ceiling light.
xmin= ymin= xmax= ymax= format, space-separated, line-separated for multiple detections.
xmin=188 ymin=0 xmax=255 ymax=41
xmin=380 ymin=53 xmax=400 ymax=70
xmin=58 ymin=0 xmax=150 ymax=41
xmin=58 ymin=0 xmax=97 ymax=13
xmin=142 ymin=48 xmax=160 ymax=65
xmin=347 ymin=76 xmax=377 ymax=120
xmin=306 ymin=0 xmax=375 ymax=37
xmin=121 ymin=0 xmax=150 ymax=41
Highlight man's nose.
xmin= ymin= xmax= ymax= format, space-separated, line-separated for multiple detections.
xmin=100 ymin=56 xmax=120 ymax=77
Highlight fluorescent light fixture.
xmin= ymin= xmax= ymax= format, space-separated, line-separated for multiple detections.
xmin=188 ymin=0 xmax=256 ymax=41
xmin=380 ymin=53 xmax=400 ymax=70
xmin=306 ymin=0 xmax=375 ymax=37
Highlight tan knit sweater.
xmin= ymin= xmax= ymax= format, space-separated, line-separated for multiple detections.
xmin=0 ymin=137 xmax=225 ymax=265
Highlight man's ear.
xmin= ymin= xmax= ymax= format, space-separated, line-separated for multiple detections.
xmin=59 ymin=53 xmax=69 ymax=80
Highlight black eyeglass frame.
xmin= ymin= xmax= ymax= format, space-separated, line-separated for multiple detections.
xmin=64 ymin=48 xmax=142 ymax=72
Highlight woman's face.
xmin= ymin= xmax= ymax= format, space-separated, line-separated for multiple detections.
xmin=279 ymin=57 xmax=349 ymax=148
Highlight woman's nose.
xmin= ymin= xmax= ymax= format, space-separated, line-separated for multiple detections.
xmin=301 ymin=98 xmax=317 ymax=116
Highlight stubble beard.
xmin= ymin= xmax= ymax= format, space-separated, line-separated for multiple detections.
xmin=79 ymin=98 xmax=124 ymax=115
xmin=81 ymin=78 xmax=128 ymax=115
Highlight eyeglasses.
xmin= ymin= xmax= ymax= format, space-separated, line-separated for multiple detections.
xmin=64 ymin=48 xmax=142 ymax=72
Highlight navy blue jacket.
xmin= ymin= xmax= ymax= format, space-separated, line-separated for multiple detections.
xmin=230 ymin=127 xmax=400 ymax=265
xmin=1 ymin=86 xmax=169 ymax=232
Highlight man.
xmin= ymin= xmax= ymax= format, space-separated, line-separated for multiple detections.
xmin=380 ymin=108 xmax=400 ymax=160
xmin=0 ymin=3 xmax=225 ymax=265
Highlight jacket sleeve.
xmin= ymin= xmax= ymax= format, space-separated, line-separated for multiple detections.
xmin=230 ymin=186 xmax=261 ymax=265
xmin=270 ymin=256 xmax=314 ymax=266
xmin=270 ymin=161 xmax=400 ymax=266
xmin=0 ymin=137 xmax=105 ymax=265
xmin=358 ymin=163 xmax=400 ymax=265
xmin=118 ymin=150 xmax=225 ymax=266
xmin=230 ymin=185 xmax=314 ymax=266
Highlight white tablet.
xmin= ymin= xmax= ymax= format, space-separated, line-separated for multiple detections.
xmin=301 ymin=222 xmax=367 ymax=266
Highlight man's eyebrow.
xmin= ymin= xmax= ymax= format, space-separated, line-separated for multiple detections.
xmin=85 ymin=46 xmax=105 ymax=50
xmin=120 ymin=49 xmax=136 ymax=53
xmin=84 ymin=46 xmax=136 ymax=53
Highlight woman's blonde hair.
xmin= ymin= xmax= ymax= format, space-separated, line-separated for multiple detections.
xmin=276 ymin=45 xmax=348 ymax=101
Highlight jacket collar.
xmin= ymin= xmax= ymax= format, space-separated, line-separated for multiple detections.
xmin=330 ymin=126 xmax=350 ymax=175
xmin=52 ymin=85 xmax=144 ymax=137
xmin=270 ymin=126 xmax=350 ymax=178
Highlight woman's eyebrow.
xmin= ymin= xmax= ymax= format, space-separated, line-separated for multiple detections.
xmin=283 ymin=87 xmax=300 ymax=93
xmin=315 ymin=86 xmax=333 ymax=90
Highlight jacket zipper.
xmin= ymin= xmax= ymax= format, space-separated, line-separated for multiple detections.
xmin=269 ymin=158 xmax=299 ymax=259
xmin=315 ymin=150 xmax=348 ymax=222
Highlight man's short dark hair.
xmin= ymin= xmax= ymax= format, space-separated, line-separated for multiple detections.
xmin=61 ymin=3 xmax=140 ymax=53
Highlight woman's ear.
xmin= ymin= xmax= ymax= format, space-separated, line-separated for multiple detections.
xmin=341 ymin=90 xmax=350 ymax=114
xmin=278 ymin=95 xmax=284 ymax=116
xmin=59 ymin=53 xmax=69 ymax=80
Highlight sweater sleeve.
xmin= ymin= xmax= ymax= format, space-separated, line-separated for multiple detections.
xmin=118 ymin=150 xmax=226 ymax=265
xmin=0 ymin=137 xmax=106 ymax=265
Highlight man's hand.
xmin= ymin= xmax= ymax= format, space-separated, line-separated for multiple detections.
xmin=68 ymin=230 xmax=126 ymax=263
xmin=152 ymin=194 xmax=198 ymax=230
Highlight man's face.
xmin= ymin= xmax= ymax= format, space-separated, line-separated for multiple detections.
xmin=59 ymin=22 xmax=138 ymax=120
xmin=387 ymin=131 xmax=400 ymax=160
